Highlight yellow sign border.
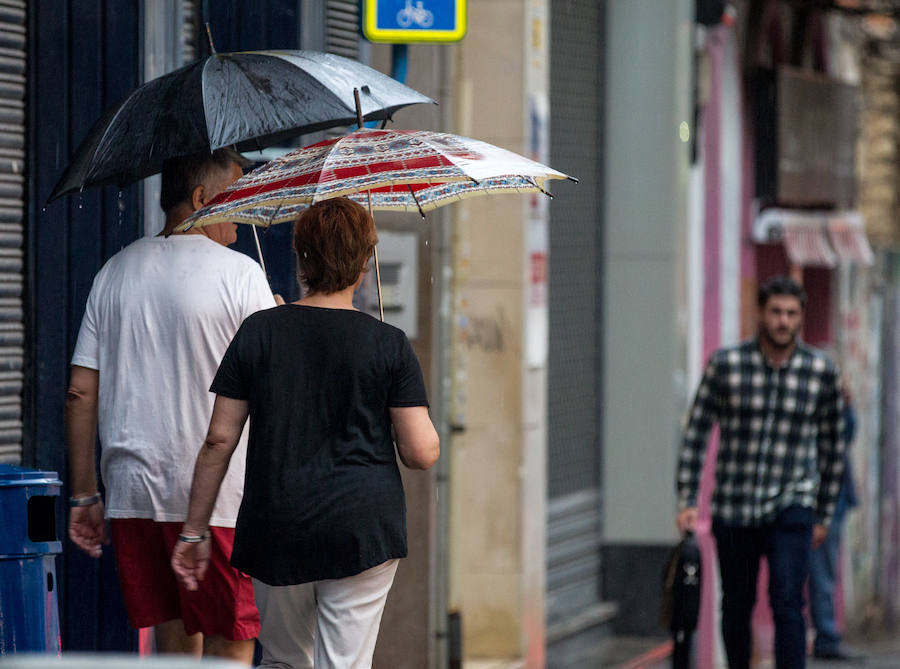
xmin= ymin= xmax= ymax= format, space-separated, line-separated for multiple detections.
xmin=363 ymin=0 xmax=467 ymax=43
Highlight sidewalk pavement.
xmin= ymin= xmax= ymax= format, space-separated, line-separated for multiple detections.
xmin=806 ymin=635 xmax=900 ymax=669
xmin=607 ymin=632 xmax=900 ymax=669
xmin=463 ymin=632 xmax=900 ymax=668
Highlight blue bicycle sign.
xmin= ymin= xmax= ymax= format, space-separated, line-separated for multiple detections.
xmin=362 ymin=0 xmax=466 ymax=43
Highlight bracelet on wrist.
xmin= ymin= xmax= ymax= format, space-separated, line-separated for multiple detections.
xmin=177 ymin=533 xmax=209 ymax=544
xmin=68 ymin=493 xmax=101 ymax=508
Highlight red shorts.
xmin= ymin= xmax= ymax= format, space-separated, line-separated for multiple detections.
xmin=110 ymin=519 xmax=259 ymax=640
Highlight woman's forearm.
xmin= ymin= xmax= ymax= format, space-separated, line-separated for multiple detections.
xmin=182 ymin=396 xmax=249 ymax=534
xmin=182 ymin=439 xmax=234 ymax=535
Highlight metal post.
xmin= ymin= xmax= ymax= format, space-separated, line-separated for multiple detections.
xmin=429 ymin=44 xmax=455 ymax=669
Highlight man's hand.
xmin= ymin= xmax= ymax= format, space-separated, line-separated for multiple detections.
xmin=171 ymin=538 xmax=211 ymax=591
xmin=68 ymin=501 xmax=108 ymax=558
xmin=676 ymin=507 xmax=698 ymax=533
xmin=812 ymin=523 xmax=828 ymax=549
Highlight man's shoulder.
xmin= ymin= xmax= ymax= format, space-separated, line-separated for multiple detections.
xmin=92 ymin=237 xmax=151 ymax=275
xmin=100 ymin=237 xmax=259 ymax=272
xmin=709 ymin=340 xmax=756 ymax=364
xmin=186 ymin=243 xmax=267 ymax=285
xmin=795 ymin=341 xmax=840 ymax=374
xmin=109 ymin=236 xmax=149 ymax=258
xmin=199 ymin=242 xmax=260 ymax=269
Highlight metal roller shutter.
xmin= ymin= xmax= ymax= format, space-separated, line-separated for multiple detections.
xmin=547 ymin=0 xmax=604 ymax=629
xmin=323 ymin=0 xmax=362 ymax=141
xmin=0 ymin=0 xmax=25 ymax=464
xmin=182 ymin=0 xmax=198 ymax=63
xmin=325 ymin=0 xmax=360 ymax=60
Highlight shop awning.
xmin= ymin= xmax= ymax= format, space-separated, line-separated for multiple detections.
xmin=752 ymin=208 xmax=874 ymax=267
xmin=827 ymin=213 xmax=875 ymax=266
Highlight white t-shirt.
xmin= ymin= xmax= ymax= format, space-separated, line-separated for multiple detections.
xmin=71 ymin=235 xmax=276 ymax=526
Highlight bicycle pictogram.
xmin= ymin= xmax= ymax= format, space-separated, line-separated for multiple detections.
xmin=396 ymin=0 xmax=434 ymax=28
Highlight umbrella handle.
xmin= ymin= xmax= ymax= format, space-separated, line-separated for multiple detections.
xmin=364 ymin=188 xmax=384 ymax=322
xmin=372 ymin=242 xmax=384 ymax=322
xmin=350 ymin=82 xmax=384 ymax=323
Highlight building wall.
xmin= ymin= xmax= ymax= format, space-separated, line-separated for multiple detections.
xmin=598 ymin=0 xmax=693 ymax=641
xmin=835 ymin=263 xmax=881 ymax=629
xmin=544 ymin=1 xmax=607 ymax=663
xmin=855 ymin=23 xmax=900 ymax=633
xmin=859 ymin=43 xmax=900 ymax=248
xmin=447 ymin=0 xmax=546 ymax=664
xmin=601 ymin=0 xmax=692 ymax=543
xmin=367 ymin=39 xmax=450 ymax=669
xmin=27 ymin=0 xmax=144 ymax=652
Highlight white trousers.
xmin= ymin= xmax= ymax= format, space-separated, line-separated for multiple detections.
xmin=253 ymin=559 xmax=399 ymax=669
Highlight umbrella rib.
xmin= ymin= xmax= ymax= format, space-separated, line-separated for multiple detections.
xmin=315 ymin=138 xmax=342 ymax=201
xmin=527 ymin=177 xmax=553 ymax=199
xmin=267 ymin=198 xmax=286 ymax=228
xmin=407 ymin=185 xmax=426 ymax=219
xmin=85 ymin=93 xmax=158 ymax=184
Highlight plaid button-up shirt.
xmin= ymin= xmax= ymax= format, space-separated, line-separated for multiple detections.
xmin=677 ymin=339 xmax=845 ymax=527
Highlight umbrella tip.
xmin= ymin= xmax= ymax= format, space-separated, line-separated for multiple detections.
xmin=205 ymin=22 xmax=217 ymax=55
xmin=567 ymin=176 xmax=579 ymax=183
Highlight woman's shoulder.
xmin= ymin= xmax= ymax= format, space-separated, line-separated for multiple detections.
xmin=235 ymin=305 xmax=288 ymax=338
xmin=366 ymin=315 xmax=413 ymax=346
xmin=241 ymin=305 xmax=411 ymax=344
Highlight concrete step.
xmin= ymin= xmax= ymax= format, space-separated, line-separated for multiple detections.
xmin=546 ymin=601 xmax=619 ymax=668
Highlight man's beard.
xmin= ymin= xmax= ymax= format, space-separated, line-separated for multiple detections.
xmin=761 ymin=325 xmax=798 ymax=351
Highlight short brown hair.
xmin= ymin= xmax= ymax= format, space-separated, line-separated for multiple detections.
xmin=293 ymin=197 xmax=378 ymax=294
xmin=159 ymin=148 xmax=250 ymax=213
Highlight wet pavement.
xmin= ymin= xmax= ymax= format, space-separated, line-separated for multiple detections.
xmin=600 ymin=633 xmax=900 ymax=668
xmin=806 ymin=635 xmax=900 ymax=669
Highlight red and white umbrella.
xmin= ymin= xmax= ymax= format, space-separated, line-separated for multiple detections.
xmin=179 ymin=128 xmax=575 ymax=229
xmin=179 ymin=126 xmax=575 ymax=319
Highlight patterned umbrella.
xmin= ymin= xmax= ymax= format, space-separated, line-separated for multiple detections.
xmin=178 ymin=128 xmax=576 ymax=229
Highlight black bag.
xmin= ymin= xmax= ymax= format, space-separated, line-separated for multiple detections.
xmin=660 ymin=531 xmax=702 ymax=634
xmin=661 ymin=532 xmax=702 ymax=668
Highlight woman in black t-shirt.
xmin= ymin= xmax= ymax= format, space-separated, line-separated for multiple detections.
xmin=172 ymin=197 xmax=440 ymax=668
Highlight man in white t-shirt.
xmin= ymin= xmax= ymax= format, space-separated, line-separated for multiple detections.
xmin=65 ymin=148 xmax=276 ymax=665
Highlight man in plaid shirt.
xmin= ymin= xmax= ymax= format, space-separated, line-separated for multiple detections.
xmin=676 ymin=275 xmax=845 ymax=669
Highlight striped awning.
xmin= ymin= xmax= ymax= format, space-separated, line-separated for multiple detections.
xmin=827 ymin=213 xmax=875 ymax=266
xmin=782 ymin=223 xmax=837 ymax=267
xmin=753 ymin=208 xmax=874 ymax=267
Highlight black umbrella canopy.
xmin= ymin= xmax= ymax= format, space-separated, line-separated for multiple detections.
xmin=48 ymin=50 xmax=435 ymax=201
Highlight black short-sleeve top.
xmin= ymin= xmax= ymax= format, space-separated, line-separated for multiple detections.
xmin=210 ymin=304 xmax=429 ymax=585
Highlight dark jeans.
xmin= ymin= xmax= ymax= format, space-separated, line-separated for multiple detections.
xmin=712 ymin=505 xmax=813 ymax=669
xmin=809 ymin=487 xmax=850 ymax=654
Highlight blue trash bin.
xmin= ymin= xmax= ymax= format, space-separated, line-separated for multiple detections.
xmin=0 ymin=464 xmax=62 ymax=656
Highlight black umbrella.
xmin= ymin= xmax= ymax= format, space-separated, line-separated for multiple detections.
xmin=48 ymin=50 xmax=434 ymax=201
